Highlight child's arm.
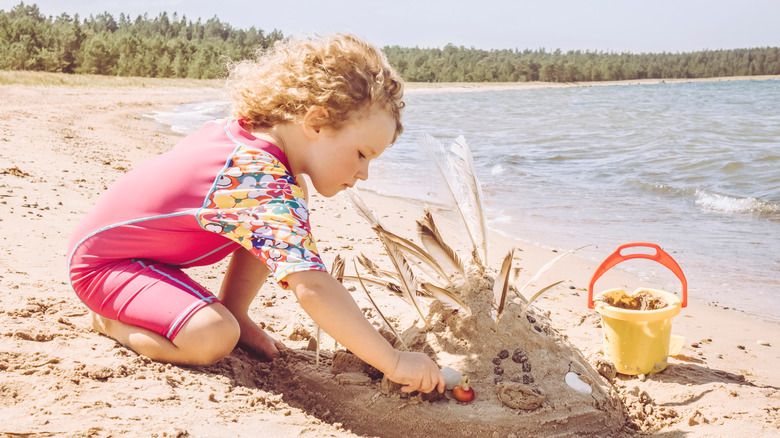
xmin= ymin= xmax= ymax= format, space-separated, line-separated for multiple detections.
xmin=286 ymin=270 xmax=445 ymax=394
xmin=219 ymin=247 xmax=286 ymax=360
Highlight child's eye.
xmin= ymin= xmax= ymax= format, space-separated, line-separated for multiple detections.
xmin=358 ymin=152 xmax=366 ymax=159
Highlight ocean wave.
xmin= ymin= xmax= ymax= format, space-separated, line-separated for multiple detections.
xmin=147 ymin=101 xmax=230 ymax=134
xmin=694 ymin=189 xmax=780 ymax=214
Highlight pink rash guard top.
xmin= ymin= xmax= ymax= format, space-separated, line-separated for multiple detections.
xmin=67 ymin=118 xmax=327 ymax=339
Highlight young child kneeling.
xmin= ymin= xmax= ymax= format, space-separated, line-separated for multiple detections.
xmin=67 ymin=34 xmax=444 ymax=394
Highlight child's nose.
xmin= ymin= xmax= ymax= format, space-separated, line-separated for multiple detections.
xmin=356 ymin=162 xmax=369 ymax=181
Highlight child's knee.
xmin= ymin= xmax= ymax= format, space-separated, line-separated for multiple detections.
xmin=175 ymin=305 xmax=240 ymax=365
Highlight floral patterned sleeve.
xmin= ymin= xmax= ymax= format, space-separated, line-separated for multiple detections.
xmin=196 ymin=145 xmax=327 ymax=289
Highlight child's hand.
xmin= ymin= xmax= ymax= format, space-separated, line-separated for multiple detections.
xmin=386 ymin=351 xmax=445 ymax=394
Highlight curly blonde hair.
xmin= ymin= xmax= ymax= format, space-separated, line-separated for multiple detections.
xmin=228 ymin=34 xmax=405 ymax=141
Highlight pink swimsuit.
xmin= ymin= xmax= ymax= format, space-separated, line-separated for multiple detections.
xmin=67 ymin=118 xmax=327 ymax=339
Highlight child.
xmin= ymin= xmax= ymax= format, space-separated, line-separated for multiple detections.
xmin=67 ymin=34 xmax=445 ymax=394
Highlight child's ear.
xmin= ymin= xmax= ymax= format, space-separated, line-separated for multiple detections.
xmin=302 ymin=106 xmax=329 ymax=138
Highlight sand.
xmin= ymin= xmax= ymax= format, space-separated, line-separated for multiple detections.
xmin=1 ymin=75 xmax=778 ymax=437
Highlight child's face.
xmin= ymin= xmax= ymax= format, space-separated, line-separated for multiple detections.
xmin=305 ymin=106 xmax=396 ymax=197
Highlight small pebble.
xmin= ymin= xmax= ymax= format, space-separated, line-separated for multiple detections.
xmin=494 ymin=366 xmax=504 ymax=375
xmin=526 ymin=315 xmax=536 ymax=324
xmin=492 ymin=357 xmax=502 ymax=365
xmin=691 ymin=343 xmax=700 ymax=348
xmin=522 ymin=374 xmax=533 ymax=384
xmin=757 ymin=340 xmax=771 ymax=347
xmin=533 ymin=325 xmax=542 ymax=333
xmin=440 ymin=367 xmax=462 ymax=390
xmin=522 ymin=362 xmax=531 ymax=373
xmin=737 ymin=345 xmax=746 ymax=350
xmin=494 ymin=375 xmax=504 ymax=384
xmin=512 ymin=351 xmax=528 ymax=364
xmin=498 ymin=349 xmax=509 ymax=359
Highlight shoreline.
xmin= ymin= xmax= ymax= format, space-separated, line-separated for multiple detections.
xmin=0 ymin=79 xmax=778 ymax=436
xmin=405 ymin=74 xmax=780 ymax=93
xmin=3 ymin=69 xmax=778 ymax=92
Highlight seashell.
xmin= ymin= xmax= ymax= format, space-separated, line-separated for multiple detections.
xmin=440 ymin=367 xmax=462 ymax=390
xmin=495 ymin=382 xmax=545 ymax=410
xmin=565 ymin=371 xmax=592 ymax=394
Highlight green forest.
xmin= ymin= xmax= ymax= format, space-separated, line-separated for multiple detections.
xmin=2 ymin=2 xmax=779 ymax=82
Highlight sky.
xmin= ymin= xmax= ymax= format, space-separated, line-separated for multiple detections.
xmin=3 ymin=0 xmax=779 ymax=53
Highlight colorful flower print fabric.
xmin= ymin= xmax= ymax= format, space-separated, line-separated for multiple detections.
xmin=197 ymin=145 xmax=326 ymax=288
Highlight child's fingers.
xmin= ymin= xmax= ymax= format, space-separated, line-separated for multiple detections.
xmin=435 ymin=373 xmax=446 ymax=393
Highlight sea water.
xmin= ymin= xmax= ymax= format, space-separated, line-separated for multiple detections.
xmin=149 ymin=79 xmax=780 ymax=323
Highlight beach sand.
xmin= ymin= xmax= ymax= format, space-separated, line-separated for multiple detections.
xmin=1 ymin=75 xmax=778 ymax=437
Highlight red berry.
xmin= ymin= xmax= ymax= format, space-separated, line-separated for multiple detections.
xmin=452 ymin=376 xmax=475 ymax=403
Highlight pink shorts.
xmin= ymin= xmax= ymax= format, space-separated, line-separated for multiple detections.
xmin=78 ymin=258 xmax=220 ymax=340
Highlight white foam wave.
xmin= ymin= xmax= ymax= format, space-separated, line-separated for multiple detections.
xmin=695 ymin=189 xmax=780 ymax=214
xmin=147 ymin=101 xmax=230 ymax=134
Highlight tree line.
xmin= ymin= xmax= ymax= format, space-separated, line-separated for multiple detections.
xmin=0 ymin=2 xmax=282 ymax=78
xmin=2 ymin=2 xmax=779 ymax=82
xmin=384 ymin=45 xmax=780 ymax=82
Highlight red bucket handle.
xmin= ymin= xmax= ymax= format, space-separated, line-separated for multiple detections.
xmin=587 ymin=242 xmax=687 ymax=309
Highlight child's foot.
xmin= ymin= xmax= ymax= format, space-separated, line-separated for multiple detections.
xmin=235 ymin=317 xmax=286 ymax=361
xmin=91 ymin=311 xmax=112 ymax=336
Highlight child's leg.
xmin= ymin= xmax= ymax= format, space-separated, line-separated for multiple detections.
xmin=78 ymin=259 xmax=239 ymax=365
xmin=92 ymin=303 xmax=238 ymax=365
xmin=219 ymin=247 xmax=286 ymax=360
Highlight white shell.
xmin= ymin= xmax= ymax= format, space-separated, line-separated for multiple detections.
xmin=565 ymin=372 xmax=592 ymax=394
xmin=441 ymin=367 xmax=462 ymax=390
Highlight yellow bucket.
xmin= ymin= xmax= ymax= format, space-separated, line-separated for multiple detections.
xmin=588 ymin=243 xmax=688 ymax=375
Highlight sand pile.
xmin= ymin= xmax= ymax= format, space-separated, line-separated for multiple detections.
xmin=255 ymin=203 xmax=627 ymax=437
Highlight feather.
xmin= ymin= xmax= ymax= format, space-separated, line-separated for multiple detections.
xmin=345 ymin=187 xmax=383 ymax=228
xmin=356 ymin=253 xmax=381 ymax=276
xmin=341 ymin=275 xmax=406 ymax=298
xmin=420 ymin=282 xmax=472 ymax=317
xmin=347 ymin=188 xmax=448 ymax=286
xmin=373 ymin=226 xmax=451 ymax=285
xmin=318 ymin=255 xmax=347 ymax=367
xmin=491 ymin=249 xmax=515 ymax=328
xmin=418 ymin=134 xmax=488 ymax=268
xmin=514 ymin=245 xmax=590 ymax=301
xmin=379 ymin=233 xmax=430 ymax=329
xmin=356 ymin=253 xmax=401 ymax=281
xmin=331 ymin=254 xmax=345 ymax=282
xmin=515 ymin=245 xmax=591 ymax=315
xmin=315 ymin=326 xmax=321 ymax=368
xmin=519 ymin=280 xmax=565 ymax=316
xmin=417 ymin=209 xmax=466 ymax=280
xmin=353 ymin=260 xmax=408 ymax=350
